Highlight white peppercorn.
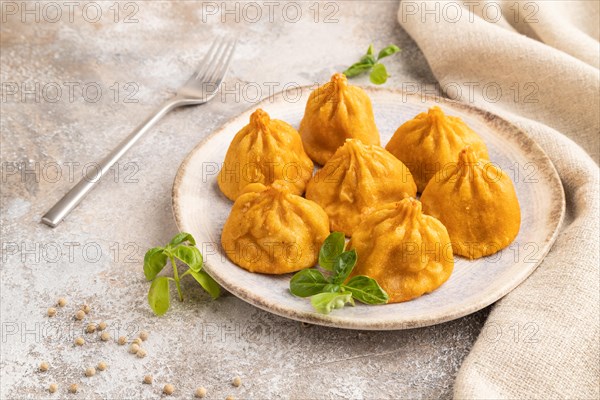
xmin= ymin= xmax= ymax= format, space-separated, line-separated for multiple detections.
xmin=163 ymin=384 xmax=174 ymax=395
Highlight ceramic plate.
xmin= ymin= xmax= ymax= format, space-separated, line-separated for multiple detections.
xmin=172 ymin=86 xmax=565 ymax=330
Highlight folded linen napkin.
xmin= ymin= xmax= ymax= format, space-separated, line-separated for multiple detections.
xmin=397 ymin=1 xmax=599 ymax=398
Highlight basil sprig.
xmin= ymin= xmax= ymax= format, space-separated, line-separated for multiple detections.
xmin=144 ymin=232 xmax=221 ymax=316
xmin=290 ymin=232 xmax=388 ymax=314
xmin=343 ymin=44 xmax=401 ymax=85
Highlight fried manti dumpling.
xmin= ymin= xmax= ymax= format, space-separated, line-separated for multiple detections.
xmin=299 ymin=73 xmax=380 ymax=165
xmin=221 ymin=180 xmax=329 ymax=274
xmin=217 ymin=109 xmax=314 ymax=201
xmin=386 ymin=106 xmax=489 ymax=192
xmin=348 ymin=198 xmax=454 ymax=303
xmin=305 ymin=139 xmax=417 ymax=236
xmin=420 ymin=146 xmax=521 ymax=259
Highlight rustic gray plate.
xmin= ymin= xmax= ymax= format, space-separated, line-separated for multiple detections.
xmin=172 ymin=86 xmax=565 ymax=330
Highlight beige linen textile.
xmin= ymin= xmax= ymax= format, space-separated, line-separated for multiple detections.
xmin=397 ymin=1 xmax=600 ymax=398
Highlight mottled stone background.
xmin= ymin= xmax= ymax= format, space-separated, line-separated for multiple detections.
xmin=1 ymin=1 xmax=489 ymax=398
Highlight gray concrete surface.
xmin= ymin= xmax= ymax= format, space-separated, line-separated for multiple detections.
xmin=1 ymin=1 xmax=490 ymax=398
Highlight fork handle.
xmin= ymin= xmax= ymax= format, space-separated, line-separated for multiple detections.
xmin=41 ymin=98 xmax=182 ymax=228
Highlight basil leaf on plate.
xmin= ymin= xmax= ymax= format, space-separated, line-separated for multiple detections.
xmin=310 ymin=292 xmax=354 ymax=314
xmin=290 ymin=269 xmax=330 ymax=297
xmin=322 ymin=283 xmax=341 ymax=293
xmin=344 ymin=275 xmax=389 ymax=304
xmin=318 ymin=232 xmax=346 ymax=271
xmin=332 ymin=249 xmax=357 ymax=284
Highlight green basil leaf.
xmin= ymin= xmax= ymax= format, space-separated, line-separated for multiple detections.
xmin=332 ymin=249 xmax=357 ymax=284
xmin=369 ymin=63 xmax=389 ymax=85
xmin=366 ymin=44 xmax=374 ymax=57
xmin=318 ymin=232 xmax=346 ymax=271
xmin=172 ymin=245 xmax=203 ymax=272
xmin=344 ymin=275 xmax=389 ymax=305
xmin=343 ymin=62 xmax=372 ymax=78
xmin=143 ymin=247 xmax=167 ymax=281
xmin=322 ymin=283 xmax=341 ymax=293
xmin=168 ymin=232 xmax=196 ymax=247
xmin=290 ymin=269 xmax=330 ymax=297
xmin=188 ymin=270 xmax=221 ymax=299
xmin=359 ymin=54 xmax=376 ymax=65
xmin=377 ymin=44 xmax=401 ymax=60
xmin=148 ymin=276 xmax=170 ymax=316
xmin=310 ymin=292 xmax=354 ymax=314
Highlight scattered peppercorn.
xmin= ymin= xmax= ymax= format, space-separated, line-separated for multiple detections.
xmin=48 ymin=383 xmax=58 ymax=393
xmin=118 ymin=336 xmax=127 ymax=345
xmin=97 ymin=361 xmax=107 ymax=371
xmin=81 ymin=304 xmax=91 ymax=314
xmin=139 ymin=331 xmax=149 ymax=341
xmin=136 ymin=348 xmax=147 ymax=358
xmin=57 ymin=298 xmax=67 ymax=307
xmin=232 ymin=376 xmax=241 ymax=387
xmin=97 ymin=321 xmax=107 ymax=331
xmin=85 ymin=367 xmax=96 ymax=377
xmin=74 ymin=337 xmax=85 ymax=346
xmin=100 ymin=332 xmax=110 ymax=342
xmin=75 ymin=310 xmax=85 ymax=321
xmin=68 ymin=383 xmax=78 ymax=393
xmin=163 ymin=384 xmax=174 ymax=395
xmin=47 ymin=308 xmax=57 ymax=317
xmin=86 ymin=323 xmax=96 ymax=334
xmin=143 ymin=375 xmax=153 ymax=384
xmin=194 ymin=387 xmax=207 ymax=398
xmin=39 ymin=361 xmax=49 ymax=372
xmin=129 ymin=344 xmax=140 ymax=354
xmin=225 ymin=396 xmax=235 ymax=400
xmin=132 ymin=338 xmax=142 ymax=345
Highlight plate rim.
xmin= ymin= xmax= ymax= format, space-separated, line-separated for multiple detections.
xmin=172 ymin=86 xmax=566 ymax=330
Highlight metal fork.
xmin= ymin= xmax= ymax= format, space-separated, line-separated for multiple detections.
xmin=41 ymin=37 xmax=237 ymax=228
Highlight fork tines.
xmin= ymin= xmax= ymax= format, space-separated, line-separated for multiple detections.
xmin=194 ymin=36 xmax=237 ymax=85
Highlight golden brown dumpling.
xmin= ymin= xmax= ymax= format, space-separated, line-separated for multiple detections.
xmin=386 ymin=106 xmax=489 ymax=192
xmin=221 ymin=180 xmax=329 ymax=274
xmin=420 ymin=146 xmax=521 ymax=259
xmin=348 ymin=198 xmax=454 ymax=303
xmin=299 ymin=73 xmax=380 ymax=165
xmin=218 ymin=109 xmax=313 ymax=200
xmin=306 ymin=139 xmax=417 ymax=236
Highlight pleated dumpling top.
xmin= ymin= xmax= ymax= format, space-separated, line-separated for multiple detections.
xmin=218 ymin=109 xmax=314 ymax=200
xmin=220 ymin=180 xmax=330 ymax=274
xmin=386 ymin=106 xmax=489 ymax=192
xmin=299 ymin=73 xmax=380 ymax=165
xmin=420 ymin=146 xmax=521 ymax=259
xmin=306 ymin=139 xmax=417 ymax=236
xmin=348 ymin=198 xmax=454 ymax=303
